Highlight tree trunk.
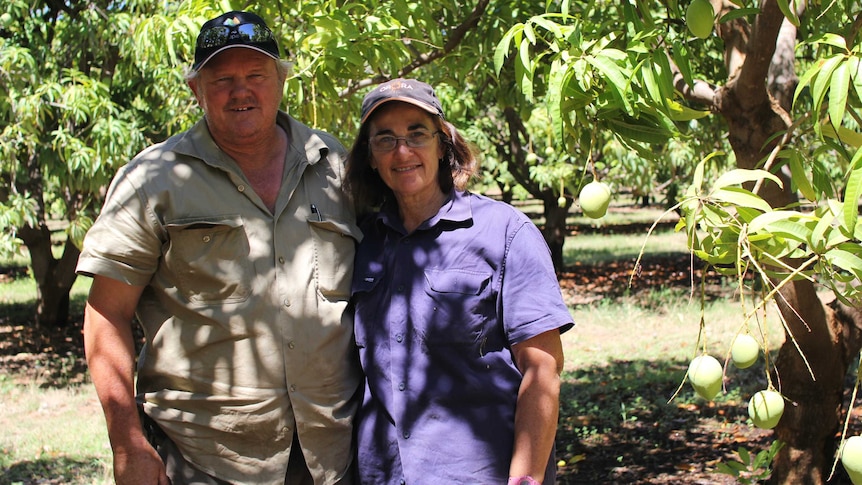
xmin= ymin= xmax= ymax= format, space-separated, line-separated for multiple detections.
xmin=717 ymin=74 xmax=852 ymax=485
xmin=768 ymin=282 xmax=860 ymax=484
xmin=541 ymin=195 xmax=569 ymax=272
xmin=17 ymin=222 xmax=80 ymax=328
xmin=707 ymin=1 xmax=862 ymax=481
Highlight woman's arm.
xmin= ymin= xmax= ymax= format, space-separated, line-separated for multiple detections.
xmin=508 ymin=329 xmax=565 ymax=484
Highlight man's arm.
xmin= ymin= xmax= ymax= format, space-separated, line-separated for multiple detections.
xmin=83 ymin=275 xmax=169 ymax=485
xmin=508 ymin=329 xmax=565 ymax=484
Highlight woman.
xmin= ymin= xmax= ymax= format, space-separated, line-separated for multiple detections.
xmin=346 ymin=78 xmax=574 ymax=485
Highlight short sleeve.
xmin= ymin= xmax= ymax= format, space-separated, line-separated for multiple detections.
xmin=76 ymin=164 xmax=163 ymax=286
xmin=501 ymin=220 xmax=573 ymax=345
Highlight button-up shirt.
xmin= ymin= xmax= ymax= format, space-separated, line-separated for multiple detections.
xmin=77 ymin=112 xmax=362 ymax=484
xmin=351 ymin=190 xmax=573 ymax=484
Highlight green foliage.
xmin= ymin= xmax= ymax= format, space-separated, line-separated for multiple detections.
xmin=0 ymin=1 xmax=198 ymax=257
xmin=678 ymin=158 xmax=862 ymax=305
xmin=715 ymin=441 xmax=785 ymax=484
xmin=498 ymin=0 xmax=862 ymax=303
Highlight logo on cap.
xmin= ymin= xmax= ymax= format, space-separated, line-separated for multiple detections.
xmin=379 ymin=81 xmax=414 ymax=93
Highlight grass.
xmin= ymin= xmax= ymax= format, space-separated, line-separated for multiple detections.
xmin=0 ymin=271 xmax=106 ymax=485
xmin=564 ymin=228 xmax=687 ymax=265
xmin=564 ymin=289 xmax=784 ymax=372
xmin=0 ymin=377 xmax=112 ymax=485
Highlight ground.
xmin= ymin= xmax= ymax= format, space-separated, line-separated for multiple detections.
xmin=1 ymin=247 xmax=858 ymax=484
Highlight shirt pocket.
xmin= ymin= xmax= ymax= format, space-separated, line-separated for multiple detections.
xmin=307 ymin=217 xmax=361 ymax=301
xmin=351 ymin=271 xmax=384 ymax=349
xmin=164 ymin=216 xmax=252 ymax=304
xmin=422 ymin=268 xmax=492 ymax=344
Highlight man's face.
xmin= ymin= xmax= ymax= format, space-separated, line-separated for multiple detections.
xmin=189 ymin=49 xmax=284 ymax=148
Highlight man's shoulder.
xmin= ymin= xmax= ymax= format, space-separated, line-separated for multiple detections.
xmin=278 ymin=111 xmax=346 ymax=155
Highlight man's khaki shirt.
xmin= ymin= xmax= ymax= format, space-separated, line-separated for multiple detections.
xmin=76 ymin=112 xmax=362 ymax=484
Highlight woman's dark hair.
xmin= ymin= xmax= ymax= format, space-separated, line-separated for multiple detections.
xmin=345 ymin=112 xmax=479 ymax=215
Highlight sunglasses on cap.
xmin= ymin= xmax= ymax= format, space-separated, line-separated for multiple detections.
xmin=196 ymin=22 xmax=275 ymax=50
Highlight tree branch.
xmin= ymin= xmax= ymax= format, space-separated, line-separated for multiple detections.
xmin=338 ymin=0 xmax=490 ymax=97
xmin=669 ymin=57 xmax=718 ymax=107
xmin=733 ymin=0 xmax=786 ymax=108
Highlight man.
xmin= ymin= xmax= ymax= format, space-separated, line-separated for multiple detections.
xmin=77 ymin=11 xmax=361 ymax=485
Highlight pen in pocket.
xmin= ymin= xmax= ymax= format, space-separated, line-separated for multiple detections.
xmin=310 ymin=204 xmax=323 ymax=221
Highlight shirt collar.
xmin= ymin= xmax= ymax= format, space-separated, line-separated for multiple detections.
xmin=376 ymin=190 xmax=473 ymax=234
xmin=169 ymin=111 xmax=329 ymax=169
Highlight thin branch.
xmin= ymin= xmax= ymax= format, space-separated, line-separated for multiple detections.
xmin=667 ymin=53 xmax=717 ymax=107
xmin=751 ymin=111 xmax=810 ymax=195
xmin=338 ymin=0 xmax=490 ymax=98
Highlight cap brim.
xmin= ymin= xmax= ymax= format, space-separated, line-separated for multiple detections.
xmin=361 ymin=97 xmax=440 ymax=123
xmin=194 ymin=45 xmax=279 ymax=71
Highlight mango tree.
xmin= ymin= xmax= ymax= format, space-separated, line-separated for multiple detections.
xmin=280 ymin=0 xmax=592 ymax=269
xmin=0 ymin=0 xmax=205 ymax=326
xmin=498 ymin=0 xmax=862 ymax=482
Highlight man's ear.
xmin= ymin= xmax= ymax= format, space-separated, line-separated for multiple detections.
xmin=187 ymin=78 xmax=202 ymax=104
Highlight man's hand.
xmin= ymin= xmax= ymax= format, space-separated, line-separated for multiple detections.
xmin=113 ymin=444 xmax=171 ymax=485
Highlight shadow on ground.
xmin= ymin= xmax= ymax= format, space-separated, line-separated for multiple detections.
xmin=554 ymin=357 xmax=861 ymax=484
xmin=0 ymin=456 xmax=107 ymax=485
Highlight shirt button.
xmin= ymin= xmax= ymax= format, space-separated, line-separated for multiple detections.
xmin=278 ymin=256 xmax=285 ymax=264
xmin=403 ymin=431 xmax=410 ymax=439
xmin=398 ymin=382 xmax=406 ymax=391
xmin=288 ymin=341 xmax=295 ymax=349
xmin=397 ymin=285 xmax=404 ymax=292
xmin=289 ymin=384 xmax=297 ymax=392
xmin=202 ymin=235 xmax=211 ymax=243
xmin=284 ymin=299 xmax=291 ymax=307
xmin=237 ymin=184 xmax=246 ymax=192
xmin=395 ymin=334 xmax=403 ymax=343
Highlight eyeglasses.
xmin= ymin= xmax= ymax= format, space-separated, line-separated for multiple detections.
xmin=369 ymin=131 xmax=440 ymax=152
xmin=196 ymin=22 xmax=275 ymax=50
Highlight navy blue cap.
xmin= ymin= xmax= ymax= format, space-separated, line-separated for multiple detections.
xmin=193 ymin=11 xmax=280 ymax=71
xmin=361 ymin=78 xmax=445 ymax=123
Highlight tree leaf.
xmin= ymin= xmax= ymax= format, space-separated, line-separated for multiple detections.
xmin=811 ymin=55 xmax=843 ymax=129
xmin=665 ymin=98 xmax=710 ymax=121
xmin=586 ymin=52 xmax=631 ymax=115
xmin=606 ymin=116 xmax=673 ymax=145
xmin=523 ymin=21 xmax=537 ymax=45
xmin=748 ymin=210 xmax=810 ymax=233
xmin=495 ymin=24 xmax=521 ymax=74
xmin=804 ymin=32 xmax=849 ymax=50
xmin=843 ymin=147 xmax=862 ymax=234
xmin=828 ymin=60 xmax=850 ymax=131
xmin=788 ymin=151 xmax=817 ymax=201
xmin=824 ymin=249 xmax=862 ymax=278
xmin=713 ymin=169 xmax=783 ymax=190
xmin=548 ymin=58 xmax=568 ymax=142
xmin=671 ymin=39 xmax=694 ymax=88
xmin=718 ymin=7 xmax=760 ymax=23
xmin=810 ymin=208 xmax=836 ymax=253
xmin=820 ymin=122 xmax=862 ymax=148
xmin=711 ymin=187 xmax=773 ymax=212
xmin=776 ymin=0 xmax=800 ymax=26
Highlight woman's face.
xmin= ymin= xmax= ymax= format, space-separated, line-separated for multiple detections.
xmin=367 ymin=102 xmax=444 ymax=203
